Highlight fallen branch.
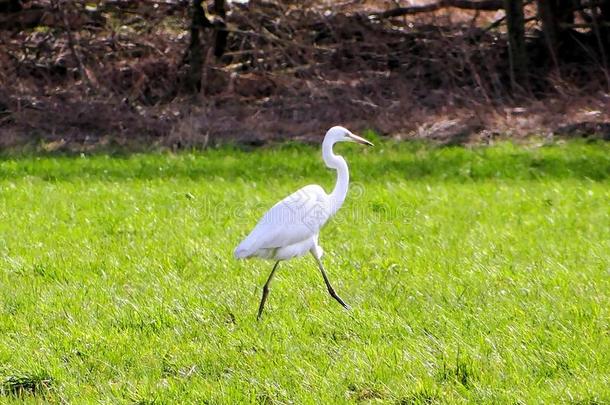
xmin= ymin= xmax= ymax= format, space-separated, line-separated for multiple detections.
xmin=370 ymin=0 xmax=503 ymax=19
xmin=559 ymin=22 xmax=610 ymax=29
xmin=446 ymin=0 xmax=504 ymax=10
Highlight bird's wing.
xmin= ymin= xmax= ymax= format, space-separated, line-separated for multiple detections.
xmin=235 ymin=185 xmax=331 ymax=257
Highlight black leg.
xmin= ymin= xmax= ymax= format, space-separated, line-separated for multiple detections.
xmin=312 ymin=254 xmax=351 ymax=310
xmin=257 ymin=261 xmax=280 ymax=320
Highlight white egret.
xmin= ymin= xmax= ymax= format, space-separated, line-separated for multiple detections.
xmin=234 ymin=126 xmax=374 ymax=319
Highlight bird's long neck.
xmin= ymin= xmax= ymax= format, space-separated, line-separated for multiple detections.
xmin=322 ymin=139 xmax=349 ymax=215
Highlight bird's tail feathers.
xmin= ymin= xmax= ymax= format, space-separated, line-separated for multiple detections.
xmin=234 ymin=239 xmax=255 ymax=259
xmin=234 ymin=247 xmax=251 ymax=259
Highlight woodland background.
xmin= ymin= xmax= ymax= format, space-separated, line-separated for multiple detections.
xmin=1 ymin=0 xmax=610 ymax=150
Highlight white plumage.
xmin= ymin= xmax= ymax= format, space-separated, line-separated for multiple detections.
xmin=234 ymin=126 xmax=374 ymax=319
xmin=234 ymin=184 xmax=329 ymax=260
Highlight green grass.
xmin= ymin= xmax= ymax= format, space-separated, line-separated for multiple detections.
xmin=0 ymin=141 xmax=608 ymax=403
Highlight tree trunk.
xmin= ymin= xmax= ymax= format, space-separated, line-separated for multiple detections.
xmin=213 ymin=0 xmax=227 ymax=58
xmin=600 ymin=0 xmax=610 ymax=53
xmin=537 ymin=1 xmax=559 ymax=59
xmin=602 ymin=0 xmax=610 ymax=23
xmin=536 ymin=0 xmax=575 ymax=64
xmin=504 ymin=0 xmax=529 ymax=91
xmin=185 ymin=0 xmax=207 ymax=93
xmin=183 ymin=0 xmax=226 ymax=92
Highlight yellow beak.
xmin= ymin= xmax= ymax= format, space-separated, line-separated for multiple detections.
xmin=348 ymin=133 xmax=374 ymax=146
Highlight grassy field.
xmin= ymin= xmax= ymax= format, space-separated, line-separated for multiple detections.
xmin=0 ymin=140 xmax=608 ymax=403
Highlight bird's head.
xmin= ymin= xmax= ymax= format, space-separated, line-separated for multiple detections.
xmin=325 ymin=126 xmax=374 ymax=147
